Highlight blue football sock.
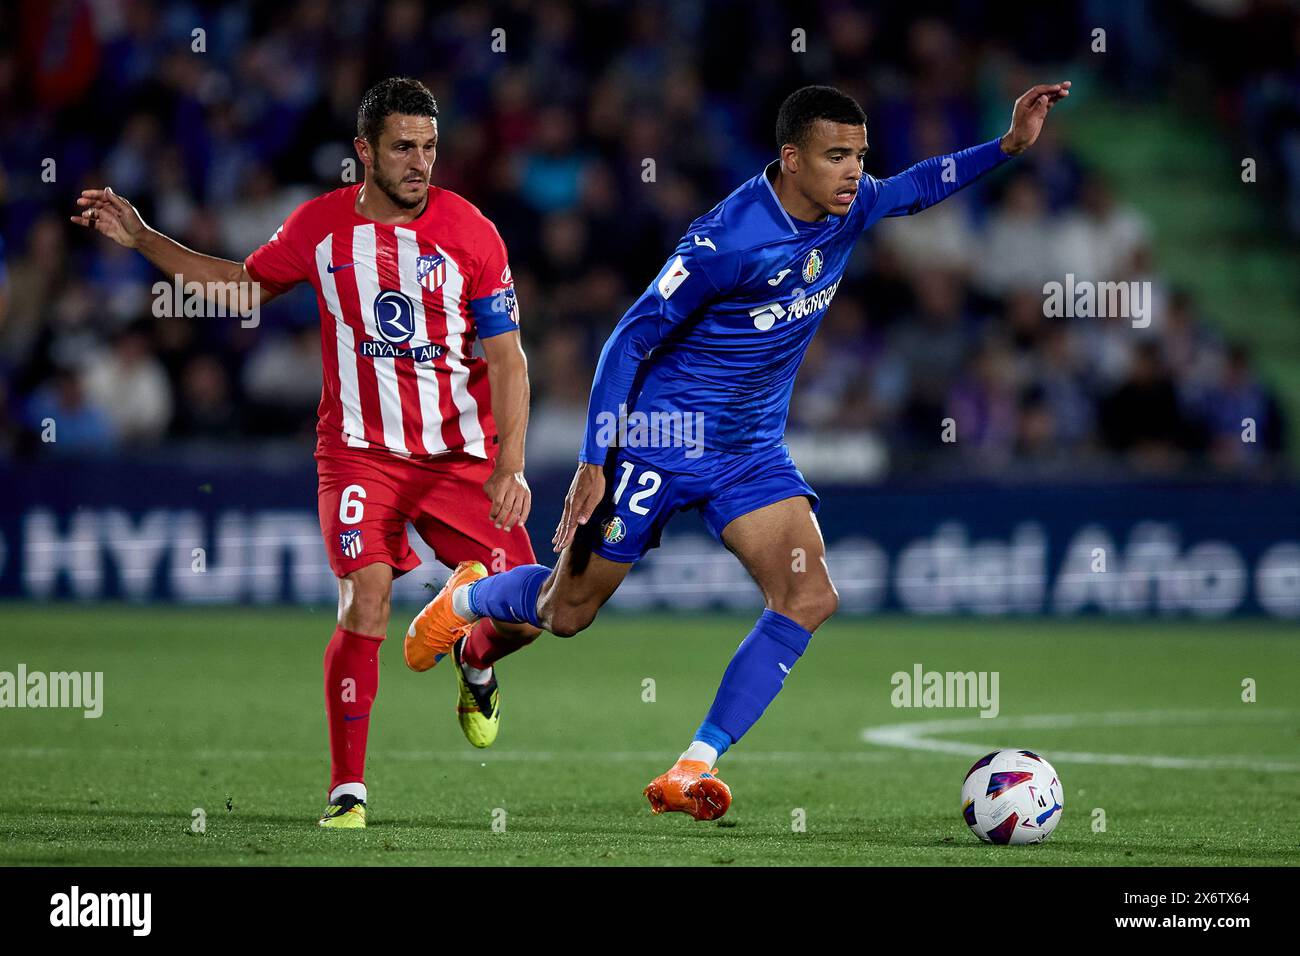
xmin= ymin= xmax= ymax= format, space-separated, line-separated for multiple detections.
xmin=692 ymin=719 xmax=731 ymax=757
xmin=466 ymin=564 xmax=549 ymax=628
xmin=696 ymin=609 xmax=813 ymax=755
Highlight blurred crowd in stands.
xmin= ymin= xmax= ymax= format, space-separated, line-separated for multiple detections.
xmin=0 ymin=0 xmax=1291 ymax=478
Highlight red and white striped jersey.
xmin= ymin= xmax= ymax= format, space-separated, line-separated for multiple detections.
xmin=244 ymin=184 xmax=520 ymax=459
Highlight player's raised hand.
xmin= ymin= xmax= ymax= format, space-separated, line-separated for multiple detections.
xmin=553 ymin=462 xmax=605 ymax=553
xmin=1000 ymin=81 xmax=1071 ymax=156
xmin=484 ymin=464 xmax=531 ymax=533
xmin=70 ymin=187 xmax=147 ymax=248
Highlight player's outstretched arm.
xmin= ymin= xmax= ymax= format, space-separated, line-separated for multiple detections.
xmin=481 ymin=330 xmax=532 ymax=532
xmin=869 ymin=81 xmax=1070 ymax=219
xmin=71 ymin=186 xmax=272 ymax=302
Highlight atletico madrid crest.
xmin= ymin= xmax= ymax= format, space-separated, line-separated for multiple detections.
xmin=416 ymin=254 xmax=447 ymax=292
xmin=339 ymin=529 xmax=363 ymax=559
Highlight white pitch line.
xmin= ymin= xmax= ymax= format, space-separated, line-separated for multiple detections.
xmin=861 ymin=709 xmax=1300 ymax=772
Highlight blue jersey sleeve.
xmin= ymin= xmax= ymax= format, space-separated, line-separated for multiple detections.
xmin=861 ymin=138 xmax=1012 ymax=224
xmin=578 ymin=239 xmax=735 ymax=464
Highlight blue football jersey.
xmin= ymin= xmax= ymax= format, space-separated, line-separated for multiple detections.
xmin=579 ymin=138 xmax=1012 ymax=463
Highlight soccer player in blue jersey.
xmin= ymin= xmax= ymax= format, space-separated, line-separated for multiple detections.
xmin=408 ymin=81 xmax=1070 ymax=819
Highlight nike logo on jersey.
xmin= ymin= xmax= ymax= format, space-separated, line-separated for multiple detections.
xmin=768 ymin=268 xmax=792 ymax=286
xmin=693 ymin=235 xmax=716 ymax=251
xmin=327 ymin=262 xmax=355 ymax=273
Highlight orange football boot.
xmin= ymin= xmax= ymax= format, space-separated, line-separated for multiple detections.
xmin=404 ymin=560 xmax=487 ymax=672
xmin=644 ymin=759 xmax=733 ymax=821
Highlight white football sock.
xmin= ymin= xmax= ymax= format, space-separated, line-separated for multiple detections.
xmin=330 ymin=781 xmax=367 ymax=804
xmin=451 ymin=582 xmax=478 ymax=621
xmin=463 ymin=663 xmax=494 ymax=685
xmin=679 ymin=741 xmax=719 ymax=767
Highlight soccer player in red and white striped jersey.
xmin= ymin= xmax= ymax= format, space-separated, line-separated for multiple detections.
xmin=73 ymin=77 xmax=542 ymax=829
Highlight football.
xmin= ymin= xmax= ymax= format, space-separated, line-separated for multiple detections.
xmin=961 ymin=749 xmax=1064 ymax=844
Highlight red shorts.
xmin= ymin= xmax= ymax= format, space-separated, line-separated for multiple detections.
xmin=316 ymin=440 xmax=537 ymax=580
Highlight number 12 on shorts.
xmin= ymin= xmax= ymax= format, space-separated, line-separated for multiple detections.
xmin=611 ymin=462 xmax=661 ymax=516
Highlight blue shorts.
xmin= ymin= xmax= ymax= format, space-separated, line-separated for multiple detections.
xmin=582 ymin=442 xmax=818 ymax=563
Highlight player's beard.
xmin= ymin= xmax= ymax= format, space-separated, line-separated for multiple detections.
xmin=373 ymin=165 xmax=427 ymax=210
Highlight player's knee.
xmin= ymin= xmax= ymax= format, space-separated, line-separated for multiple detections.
xmin=817 ymin=585 xmax=840 ymax=627
xmin=774 ymin=582 xmax=838 ymax=632
xmin=537 ymin=581 xmax=596 ymax=637
xmin=339 ymin=581 xmax=391 ymax=634
xmin=546 ymin=602 xmax=596 ymax=638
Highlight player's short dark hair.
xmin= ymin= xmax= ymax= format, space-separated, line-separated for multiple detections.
xmin=775 ymin=86 xmax=867 ymax=150
xmin=357 ymin=77 xmax=439 ymax=145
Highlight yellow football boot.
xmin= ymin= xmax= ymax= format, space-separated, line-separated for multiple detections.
xmin=452 ymin=636 xmax=500 ymax=748
xmin=317 ymin=794 xmax=366 ymax=829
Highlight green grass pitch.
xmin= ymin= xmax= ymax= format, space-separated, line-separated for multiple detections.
xmin=1 ymin=605 xmax=1297 ymax=866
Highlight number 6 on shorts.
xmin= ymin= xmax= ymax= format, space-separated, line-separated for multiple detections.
xmin=339 ymin=484 xmax=366 ymax=525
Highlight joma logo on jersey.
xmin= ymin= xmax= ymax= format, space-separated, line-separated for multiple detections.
xmin=358 ymin=341 xmax=444 ymax=361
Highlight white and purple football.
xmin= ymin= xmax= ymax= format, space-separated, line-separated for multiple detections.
xmin=960 ymin=749 xmax=1063 ymax=844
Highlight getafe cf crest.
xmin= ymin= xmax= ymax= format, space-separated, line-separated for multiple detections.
xmin=802 ymin=248 xmax=824 ymax=283
xmin=601 ymin=516 xmax=627 ymax=545
xmin=339 ymin=529 xmax=363 ymax=559
xmin=416 ymin=253 xmax=447 ymax=292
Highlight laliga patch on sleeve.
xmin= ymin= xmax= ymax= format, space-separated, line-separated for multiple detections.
xmin=657 ymin=255 xmax=690 ymax=299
